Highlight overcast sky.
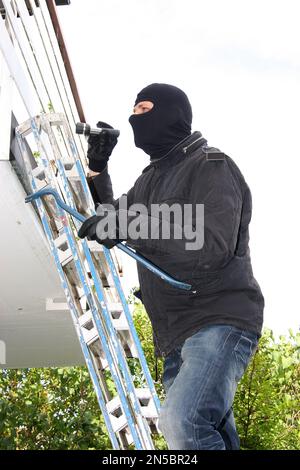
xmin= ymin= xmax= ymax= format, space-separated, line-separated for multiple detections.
xmin=58 ymin=0 xmax=300 ymax=336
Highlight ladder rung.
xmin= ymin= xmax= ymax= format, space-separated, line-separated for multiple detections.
xmin=79 ymin=294 xmax=89 ymax=312
xmin=110 ymin=412 xmax=128 ymax=434
xmin=58 ymin=250 xmax=73 ymax=267
xmin=54 ymin=233 xmax=73 ymax=266
xmin=32 ymin=165 xmax=45 ymax=180
xmin=135 ymin=389 xmax=159 ymax=419
xmin=112 ymin=316 xmax=129 ymax=331
xmin=107 ymin=302 xmax=123 ymax=313
xmin=107 ymin=390 xmax=159 ymax=421
xmin=107 ymin=303 xmax=130 ymax=332
xmin=87 ymin=240 xmax=104 ymax=252
xmin=106 ymin=397 xmax=133 ymax=435
xmin=78 ymin=310 xmax=93 ymax=327
xmin=67 ymin=170 xmax=92 ymax=211
xmin=106 ymin=395 xmax=123 ymax=414
xmin=61 ymin=160 xmax=74 ymax=171
xmin=82 ymin=325 xmax=98 ymax=346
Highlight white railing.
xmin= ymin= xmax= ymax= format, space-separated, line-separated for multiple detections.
xmin=0 ymin=0 xmax=86 ymax=163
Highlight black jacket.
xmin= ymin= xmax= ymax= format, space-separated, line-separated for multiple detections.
xmin=89 ymin=131 xmax=264 ymax=357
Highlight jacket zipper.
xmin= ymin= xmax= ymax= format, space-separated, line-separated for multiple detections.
xmin=183 ymin=136 xmax=205 ymax=154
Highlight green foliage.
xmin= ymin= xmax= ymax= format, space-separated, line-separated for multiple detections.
xmin=0 ymin=367 xmax=111 ymax=450
xmin=0 ymin=297 xmax=299 ymax=450
xmin=32 ymin=151 xmax=41 ymax=160
xmin=234 ymin=328 xmax=300 ymax=449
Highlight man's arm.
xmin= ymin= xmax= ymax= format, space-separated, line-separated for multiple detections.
xmin=88 ymin=165 xmax=135 ymax=210
xmin=87 ymin=165 xmax=115 ymax=206
xmin=85 ymin=120 xmax=119 ymax=206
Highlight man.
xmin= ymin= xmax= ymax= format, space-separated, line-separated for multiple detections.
xmin=78 ymin=83 xmax=264 ymax=450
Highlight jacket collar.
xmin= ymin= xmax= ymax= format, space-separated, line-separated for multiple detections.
xmin=142 ymin=131 xmax=207 ymax=173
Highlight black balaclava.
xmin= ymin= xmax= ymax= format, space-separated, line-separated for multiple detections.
xmin=129 ymin=83 xmax=193 ymax=160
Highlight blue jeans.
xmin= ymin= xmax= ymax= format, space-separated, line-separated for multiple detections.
xmin=158 ymin=324 xmax=259 ymax=450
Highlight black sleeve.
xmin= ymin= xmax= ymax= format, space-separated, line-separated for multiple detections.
xmin=87 ymin=165 xmax=115 ymax=206
xmin=88 ymin=165 xmax=135 ymax=209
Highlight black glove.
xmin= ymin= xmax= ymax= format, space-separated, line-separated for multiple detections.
xmin=87 ymin=121 xmax=118 ymax=173
xmin=78 ymin=213 xmax=120 ymax=249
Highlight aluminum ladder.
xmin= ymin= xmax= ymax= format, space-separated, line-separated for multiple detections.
xmin=15 ymin=112 xmax=161 ymax=450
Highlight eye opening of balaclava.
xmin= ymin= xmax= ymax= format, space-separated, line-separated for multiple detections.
xmin=129 ymin=83 xmax=193 ymax=160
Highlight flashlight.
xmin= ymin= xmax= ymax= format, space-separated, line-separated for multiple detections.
xmin=75 ymin=122 xmax=120 ymax=138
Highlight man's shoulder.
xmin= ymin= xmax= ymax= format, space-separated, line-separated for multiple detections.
xmin=188 ymin=145 xmax=246 ymax=189
xmin=189 ymin=145 xmax=243 ymax=174
xmin=187 ymin=144 xmax=226 ymax=168
xmin=203 ymin=145 xmax=226 ymax=161
xmin=132 ymin=164 xmax=154 ymax=189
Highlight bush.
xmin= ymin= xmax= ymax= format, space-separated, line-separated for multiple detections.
xmin=234 ymin=328 xmax=300 ymax=449
xmin=0 ymin=367 xmax=110 ymax=450
xmin=0 ymin=299 xmax=299 ymax=450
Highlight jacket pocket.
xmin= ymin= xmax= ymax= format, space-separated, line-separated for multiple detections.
xmin=190 ymin=270 xmax=222 ymax=295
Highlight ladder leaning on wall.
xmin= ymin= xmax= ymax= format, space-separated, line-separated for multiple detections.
xmin=15 ymin=112 xmax=161 ymax=450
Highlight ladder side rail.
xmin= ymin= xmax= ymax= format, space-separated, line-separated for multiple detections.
xmin=15 ymin=126 xmax=120 ymax=450
xmin=29 ymin=117 xmax=149 ymax=450
xmin=37 ymin=115 xmax=154 ymax=449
